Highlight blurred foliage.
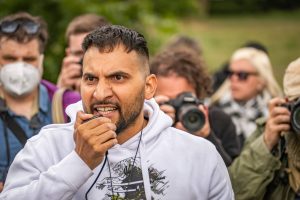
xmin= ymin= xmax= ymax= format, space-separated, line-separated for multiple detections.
xmin=0 ymin=0 xmax=299 ymax=85
xmin=0 ymin=0 xmax=199 ymax=82
xmin=209 ymin=0 xmax=300 ymax=14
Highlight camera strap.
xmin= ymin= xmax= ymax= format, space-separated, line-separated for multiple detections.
xmin=0 ymin=111 xmax=28 ymax=146
xmin=264 ymin=137 xmax=289 ymax=198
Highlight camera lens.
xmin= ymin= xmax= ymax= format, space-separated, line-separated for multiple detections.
xmin=178 ymin=104 xmax=205 ymax=133
xmin=291 ymin=105 xmax=300 ymax=134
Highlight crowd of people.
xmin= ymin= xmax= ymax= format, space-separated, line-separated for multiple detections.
xmin=0 ymin=11 xmax=299 ymax=200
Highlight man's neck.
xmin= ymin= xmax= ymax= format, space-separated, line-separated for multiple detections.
xmin=1 ymin=88 xmax=39 ymax=120
xmin=117 ymin=115 xmax=147 ymax=145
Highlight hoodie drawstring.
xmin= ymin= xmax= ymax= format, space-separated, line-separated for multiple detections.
xmin=140 ymin=138 xmax=152 ymax=200
xmin=85 ymin=152 xmax=108 ymax=200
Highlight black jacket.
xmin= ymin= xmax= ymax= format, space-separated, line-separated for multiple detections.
xmin=206 ymin=106 xmax=241 ymax=166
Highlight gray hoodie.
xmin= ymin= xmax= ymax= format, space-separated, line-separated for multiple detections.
xmin=0 ymin=99 xmax=233 ymax=200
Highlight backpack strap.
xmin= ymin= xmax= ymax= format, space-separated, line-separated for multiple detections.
xmin=0 ymin=112 xmax=28 ymax=146
xmin=52 ymin=87 xmax=67 ymax=124
xmin=264 ymin=137 xmax=289 ymax=198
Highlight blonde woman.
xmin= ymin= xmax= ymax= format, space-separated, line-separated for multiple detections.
xmin=211 ymin=47 xmax=282 ymax=146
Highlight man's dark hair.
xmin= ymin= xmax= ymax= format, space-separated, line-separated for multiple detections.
xmin=65 ymin=13 xmax=110 ymax=44
xmin=150 ymin=50 xmax=212 ymax=99
xmin=0 ymin=12 xmax=48 ymax=53
xmin=82 ymin=25 xmax=149 ymax=61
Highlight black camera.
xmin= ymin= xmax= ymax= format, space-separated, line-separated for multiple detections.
xmin=284 ymin=98 xmax=300 ymax=135
xmin=167 ymin=92 xmax=205 ymax=133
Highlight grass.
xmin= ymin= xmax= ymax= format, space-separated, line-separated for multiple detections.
xmin=146 ymin=9 xmax=300 ymax=87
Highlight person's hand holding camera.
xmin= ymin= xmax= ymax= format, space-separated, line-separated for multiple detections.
xmin=263 ymin=97 xmax=291 ymax=150
xmin=175 ymin=104 xmax=211 ymax=138
xmin=74 ymin=111 xmax=118 ymax=170
xmin=155 ymin=95 xmax=176 ymax=122
xmin=155 ymin=94 xmax=211 ymax=137
xmin=57 ymin=55 xmax=82 ymax=91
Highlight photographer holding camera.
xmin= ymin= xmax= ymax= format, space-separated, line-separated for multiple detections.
xmin=151 ymin=50 xmax=241 ymax=166
xmin=57 ymin=14 xmax=109 ymax=91
xmin=229 ymin=57 xmax=300 ymax=200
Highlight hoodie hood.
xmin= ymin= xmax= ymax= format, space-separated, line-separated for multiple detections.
xmin=64 ymin=98 xmax=174 ymax=199
xmin=1 ymin=98 xmax=233 ymax=200
xmin=65 ymin=100 xmax=84 ymax=123
xmin=65 ymin=98 xmax=173 ymax=148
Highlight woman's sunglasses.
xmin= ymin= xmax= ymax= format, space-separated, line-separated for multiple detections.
xmin=226 ymin=70 xmax=258 ymax=81
xmin=0 ymin=19 xmax=40 ymax=35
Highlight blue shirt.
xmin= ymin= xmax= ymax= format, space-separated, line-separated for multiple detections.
xmin=0 ymin=84 xmax=52 ymax=181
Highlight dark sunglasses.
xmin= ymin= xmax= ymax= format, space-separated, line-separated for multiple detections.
xmin=226 ymin=70 xmax=258 ymax=81
xmin=0 ymin=20 xmax=40 ymax=34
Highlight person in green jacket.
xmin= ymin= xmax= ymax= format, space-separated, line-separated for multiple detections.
xmin=229 ymin=57 xmax=300 ymax=200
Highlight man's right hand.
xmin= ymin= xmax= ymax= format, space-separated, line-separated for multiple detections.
xmin=263 ymin=97 xmax=291 ymax=150
xmin=74 ymin=111 xmax=118 ymax=170
xmin=57 ymin=55 xmax=82 ymax=91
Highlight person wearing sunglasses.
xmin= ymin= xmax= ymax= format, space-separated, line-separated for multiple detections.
xmin=228 ymin=57 xmax=300 ymax=200
xmin=0 ymin=12 xmax=79 ymax=191
xmin=56 ymin=14 xmax=110 ymax=92
xmin=211 ymin=41 xmax=269 ymax=94
xmin=210 ymin=47 xmax=282 ymax=147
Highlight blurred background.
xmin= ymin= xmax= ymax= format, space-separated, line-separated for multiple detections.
xmin=1 ymin=0 xmax=299 ymax=86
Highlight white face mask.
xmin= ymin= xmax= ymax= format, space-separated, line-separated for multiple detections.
xmin=0 ymin=61 xmax=41 ymax=97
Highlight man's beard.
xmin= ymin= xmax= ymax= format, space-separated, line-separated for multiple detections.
xmin=115 ymin=92 xmax=144 ymax=134
xmin=85 ymin=89 xmax=145 ymax=135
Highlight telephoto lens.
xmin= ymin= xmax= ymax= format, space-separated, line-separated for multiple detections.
xmin=290 ymin=99 xmax=300 ymax=135
xmin=168 ymin=92 xmax=205 ymax=133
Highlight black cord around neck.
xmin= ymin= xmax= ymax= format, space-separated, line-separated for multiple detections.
xmin=107 ymin=128 xmax=143 ymax=199
xmin=85 ymin=121 xmax=145 ymax=199
xmin=107 ymin=154 xmax=114 ymax=197
xmin=127 ymin=128 xmax=143 ymax=183
xmin=85 ymin=152 xmax=108 ymax=200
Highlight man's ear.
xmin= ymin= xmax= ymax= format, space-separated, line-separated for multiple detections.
xmin=145 ymin=74 xmax=157 ymax=100
xmin=65 ymin=47 xmax=71 ymax=56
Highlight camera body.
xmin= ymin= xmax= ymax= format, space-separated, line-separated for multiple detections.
xmin=167 ymin=92 xmax=205 ymax=133
xmin=283 ymin=98 xmax=300 ymax=135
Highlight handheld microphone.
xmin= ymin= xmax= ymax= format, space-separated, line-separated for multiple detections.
xmin=83 ymin=114 xmax=103 ymax=124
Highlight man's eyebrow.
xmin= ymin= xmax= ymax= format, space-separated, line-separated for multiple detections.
xmin=2 ymin=54 xmax=16 ymax=59
xmin=83 ymin=72 xmax=97 ymax=78
xmin=106 ymin=70 xmax=131 ymax=77
xmin=24 ymin=56 xmax=38 ymax=60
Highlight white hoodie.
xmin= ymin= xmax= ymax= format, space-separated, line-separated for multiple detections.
xmin=0 ymin=99 xmax=233 ymax=200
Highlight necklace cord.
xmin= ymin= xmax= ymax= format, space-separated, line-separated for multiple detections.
xmin=127 ymin=128 xmax=143 ymax=186
xmin=107 ymin=154 xmax=114 ymax=197
xmin=85 ymin=152 xmax=108 ymax=200
xmin=85 ymin=120 xmax=145 ymax=199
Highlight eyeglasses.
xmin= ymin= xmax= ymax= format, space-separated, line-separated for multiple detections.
xmin=0 ymin=20 xmax=40 ymax=35
xmin=226 ymin=70 xmax=258 ymax=81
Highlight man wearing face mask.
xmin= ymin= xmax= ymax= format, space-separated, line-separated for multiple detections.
xmin=0 ymin=12 xmax=78 ymax=191
xmin=229 ymin=57 xmax=300 ymax=199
